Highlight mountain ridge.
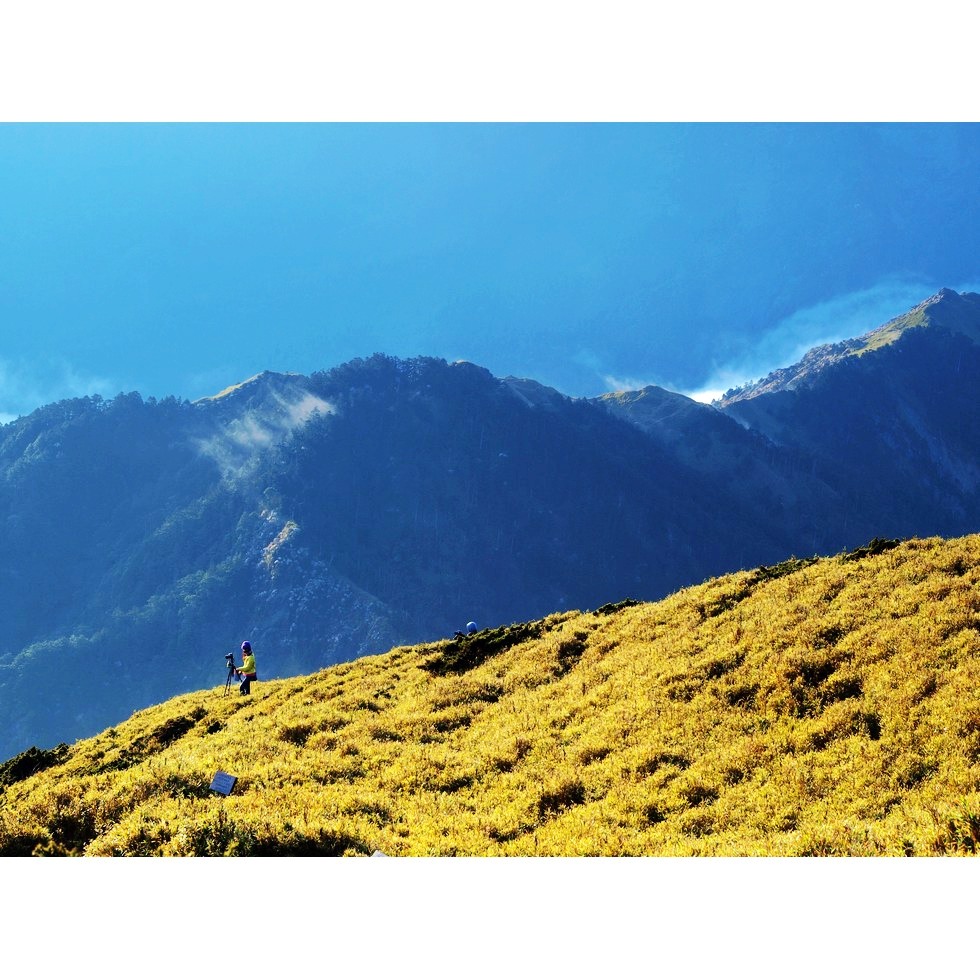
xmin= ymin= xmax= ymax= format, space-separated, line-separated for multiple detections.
xmin=4 ymin=288 xmax=980 ymax=760
xmin=718 ymin=287 xmax=980 ymax=405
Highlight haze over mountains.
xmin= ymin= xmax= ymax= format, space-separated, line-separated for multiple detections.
xmin=2 ymin=288 xmax=980 ymax=760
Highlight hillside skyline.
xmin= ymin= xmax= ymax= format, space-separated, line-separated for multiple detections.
xmin=2 ymin=123 xmax=980 ymax=423
xmin=8 ymin=283 xmax=979 ymax=418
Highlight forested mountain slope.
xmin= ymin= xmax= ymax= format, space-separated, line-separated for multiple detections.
xmin=3 ymin=289 xmax=980 ymax=761
xmin=0 ymin=357 xmax=786 ymax=759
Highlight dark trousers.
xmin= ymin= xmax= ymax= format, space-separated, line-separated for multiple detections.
xmin=239 ymin=672 xmax=257 ymax=695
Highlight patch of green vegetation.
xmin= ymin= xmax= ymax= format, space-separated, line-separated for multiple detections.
xmin=840 ymin=537 xmax=901 ymax=562
xmin=593 ymin=598 xmax=640 ymax=616
xmin=748 ymin=555 xmax=820 ymax=583
xmin=422 ymin=621 xmax=546 ymax=675
xmin=0 ymin=743 xmax=69 ymax=790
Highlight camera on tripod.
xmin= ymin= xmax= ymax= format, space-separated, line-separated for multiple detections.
xmin=223 ymin=652 xmax=239 ymax=695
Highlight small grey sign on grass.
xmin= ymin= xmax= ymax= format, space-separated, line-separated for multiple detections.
xmin=210 ymin=771 xmax=237 ymax=796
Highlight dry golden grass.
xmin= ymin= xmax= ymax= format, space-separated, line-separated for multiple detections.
xmin=4 ymin=535 xmax=980 ymax=856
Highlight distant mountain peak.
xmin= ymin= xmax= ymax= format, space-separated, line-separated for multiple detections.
xmin=719 ymin=288 xmax=980 ymax=406
xmin=854 ymin=287 xmax=980 ymax=354
xmin=501 ymin=376 xmax=572 ymax=411
xmin=195 ymin=370 xmax=308 ymax=404
xmin=597 ymin=384 xmax=709 ymax=422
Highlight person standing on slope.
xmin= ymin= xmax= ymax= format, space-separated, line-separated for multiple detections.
xmin=236 ymin=641 xmax=257 ymax=695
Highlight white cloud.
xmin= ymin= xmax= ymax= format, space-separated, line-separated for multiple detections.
xmin=594 ymin=278 xmax=959 ymax=405
xmin=195 ymin=383 xmax=334 ymax=480
xmin=285 ymin=392 xmax=330 ymax=428
xmin=0 ymin=358 xmax=117 ymax=421
xmin=679 ymin=278 xmax=942 ymax=402
xmin=687 ymin=387 xmax=728 ymax=405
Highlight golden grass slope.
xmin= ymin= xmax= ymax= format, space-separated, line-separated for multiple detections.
xmin=4 ymin=534 xmax=980 ymax=856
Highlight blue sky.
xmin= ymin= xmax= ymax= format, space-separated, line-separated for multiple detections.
xmin=1 ymin=122 xmax=979 ymax=422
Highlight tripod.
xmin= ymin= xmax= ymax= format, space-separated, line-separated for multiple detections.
xmin=224 ymin=656 xmax=240 ymax=696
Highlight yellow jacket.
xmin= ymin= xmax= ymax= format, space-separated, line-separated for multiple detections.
xmin=240 ymin=653 xmax=256 ymax=675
